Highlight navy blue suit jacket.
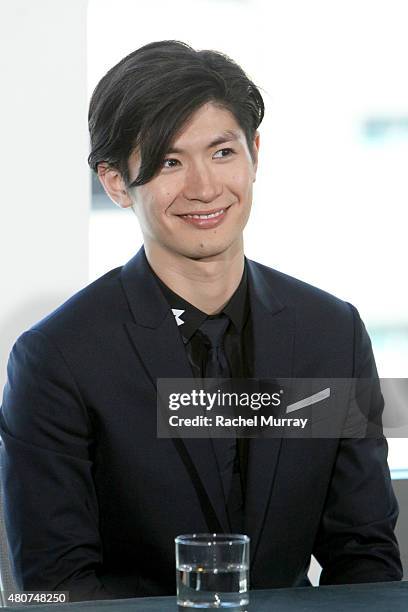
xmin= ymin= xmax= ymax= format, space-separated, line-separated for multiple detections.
xmin=0 ymin=246 xmax=402 ymax=600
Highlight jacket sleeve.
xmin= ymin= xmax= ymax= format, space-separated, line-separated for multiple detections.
xmin=313 ymin=304 xmax=403 ymax=584
xmin=0 ymin=329 xmax=112 ymax=601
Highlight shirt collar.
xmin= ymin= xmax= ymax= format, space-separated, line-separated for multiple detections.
xmin=149 ymin=259 xmax=250 ymax=344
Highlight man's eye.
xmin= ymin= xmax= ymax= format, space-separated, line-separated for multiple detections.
xmin=213 ymin=148 xmax=235 ymax=159
xmin=163 ymin=158 xmax=180 ymax=168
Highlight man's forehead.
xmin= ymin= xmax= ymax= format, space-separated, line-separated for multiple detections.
xmin=167 ymin=102 xmax=245 ymax=152
xmin=127 ymin=104 xmax=246 ymax=167
xmin=167 ymin=129 xmax=242 ymax=155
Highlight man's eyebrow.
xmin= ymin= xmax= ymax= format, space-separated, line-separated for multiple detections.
xmin=166 ymin=130 xmax=240 ymax=155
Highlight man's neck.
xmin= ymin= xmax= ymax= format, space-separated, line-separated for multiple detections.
xmin=144 ymin=242 xmax=245 ymax=315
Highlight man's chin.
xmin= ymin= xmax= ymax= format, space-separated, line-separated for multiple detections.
xmin=157 ymin=236 xmax=242 ymax=263
xmin=181 ymin=244 xmax=232 ymax=262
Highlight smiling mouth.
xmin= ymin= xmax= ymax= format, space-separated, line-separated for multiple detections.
xmin=176 ymin=205 xmax=231 ymax=229
xmin=177 ymin=206 xmax=230 ymax=219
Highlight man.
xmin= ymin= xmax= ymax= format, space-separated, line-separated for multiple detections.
xmin=0 ymin=40 xmax=402 ymax=601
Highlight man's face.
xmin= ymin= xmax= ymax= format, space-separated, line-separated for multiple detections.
xmin=106 ymin=102 xmax=259 ymax=262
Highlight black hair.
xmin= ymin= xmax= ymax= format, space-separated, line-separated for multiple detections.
xmin=88 ymin=40 xmax=264 ymax=188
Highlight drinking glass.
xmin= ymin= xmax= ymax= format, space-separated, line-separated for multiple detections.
xmin=175 ymin=533 xmax=250 ymax=609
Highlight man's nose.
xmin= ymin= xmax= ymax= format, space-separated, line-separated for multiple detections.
xmin=182 ymin=162 xmax=222 ymax=203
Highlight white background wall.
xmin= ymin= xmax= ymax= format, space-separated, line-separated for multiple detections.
xmin=0 ymin=0 xmax=89 ymax=390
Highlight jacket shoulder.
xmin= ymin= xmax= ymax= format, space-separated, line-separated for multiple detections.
xmin=249 ymin=259 xmax=354 ymax=319
xmin=29 ymin=265 xmax=129 ymax=340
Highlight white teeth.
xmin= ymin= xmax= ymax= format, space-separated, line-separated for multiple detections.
xmin=183 ymin=209 xmax=225 ymax=219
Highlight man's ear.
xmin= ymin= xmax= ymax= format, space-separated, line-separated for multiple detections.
xmin=252 ymin=131 xmax=260 ymax=181
xmin=97 ymin=163 xmax=133 ymax=209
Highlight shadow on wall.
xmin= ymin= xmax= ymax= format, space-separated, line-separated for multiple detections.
xmin=0 ymin=296 xmax=68 ymax=388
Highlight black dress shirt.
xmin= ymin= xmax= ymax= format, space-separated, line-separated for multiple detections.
xmin=150 ymin=260 xmax=253 ymax=379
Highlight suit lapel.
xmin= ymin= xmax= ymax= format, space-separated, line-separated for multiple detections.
xmin=245 ymin=259 xmax=295 ymax=564
xmin=121 ymin=247 xmax=230 ymax=532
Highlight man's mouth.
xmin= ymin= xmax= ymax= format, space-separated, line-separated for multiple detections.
xmin=181 ymin=208 xmax=226 ymax=220
xmin=177 ymin=206 xmax=231 ymax=228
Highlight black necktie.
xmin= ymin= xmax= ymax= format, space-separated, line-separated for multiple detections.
xmin=198 ymin=314 xmax=231 ymax=379
xmin=198 ymin=315 xmax=244 ymax=532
